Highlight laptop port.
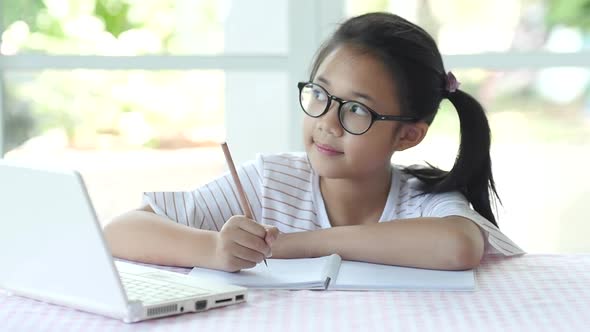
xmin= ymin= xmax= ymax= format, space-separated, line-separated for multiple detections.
xmin=215 ymin=298 xmax=232 ymax=304
xmin=235 ymin=295 xmax=244 ymax=301
xmin=195 ymin=300 xmax=207 ymax=311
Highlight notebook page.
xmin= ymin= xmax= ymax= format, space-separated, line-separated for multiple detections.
xmin=330 ymin=260 xmax=475 ymax=291
xmin=188 ymin=256 xmax=333 ymax=289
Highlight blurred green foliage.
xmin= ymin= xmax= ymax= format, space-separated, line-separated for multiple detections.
xmin=2 ymin=0 xmax=224 ymax=151
xmin=1 ymin=0 xmax=589 ymax=152
xmin=94 ymin=0 xmax=132 ymax=37
xmin=547 ymin=0 xmax=590 ymax=30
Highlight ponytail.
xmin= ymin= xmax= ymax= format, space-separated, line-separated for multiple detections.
xmin=404 ymin=89 xmax=500 ymax=227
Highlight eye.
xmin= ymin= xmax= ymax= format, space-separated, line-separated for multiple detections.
xmin=311 ymin=87 xmax=327 ymax=101
xmin=347 ymin=103 xmax=370 ymax=117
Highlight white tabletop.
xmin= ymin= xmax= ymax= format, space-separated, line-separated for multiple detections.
xmin=2 ymin=254 xmax=589 ymax=331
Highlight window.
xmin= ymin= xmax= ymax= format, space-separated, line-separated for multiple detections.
xmin=1 ymin=0 xmax=330 ymax=221
xmin=2 ymin=0 xmax=589 ymax=252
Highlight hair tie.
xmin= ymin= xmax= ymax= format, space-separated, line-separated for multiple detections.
xmin=445 ymin=71 xmax=461 ymax=94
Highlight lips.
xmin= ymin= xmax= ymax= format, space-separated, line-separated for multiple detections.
xmin=314 ymin=142 xmax=343 ymax=155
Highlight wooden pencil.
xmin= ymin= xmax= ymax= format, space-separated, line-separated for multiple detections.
xmin=221 ymin=142 xmax=268 ymax=267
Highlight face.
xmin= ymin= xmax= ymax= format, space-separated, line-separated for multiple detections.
xmin=303 ymin=45 xmax=406 ymax=180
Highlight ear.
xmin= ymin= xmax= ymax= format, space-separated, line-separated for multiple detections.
xmin=393 ymin=121 xmax=429 ymax=151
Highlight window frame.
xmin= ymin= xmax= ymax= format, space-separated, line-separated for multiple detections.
xmin=0 ymin=0 xmax=589 ymax=158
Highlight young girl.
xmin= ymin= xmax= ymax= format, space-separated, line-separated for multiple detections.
xmin=104 ymin=12 xmax=524 ymax=272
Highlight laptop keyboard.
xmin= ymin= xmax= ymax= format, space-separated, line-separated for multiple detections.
xmin=120 ymin=273 xmax=210 ymax=305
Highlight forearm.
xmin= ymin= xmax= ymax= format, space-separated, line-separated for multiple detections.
xmin=103 ymin=211 xmax=218 ymax=268
xmin=272 ymin=217 xmax=484 ymax=270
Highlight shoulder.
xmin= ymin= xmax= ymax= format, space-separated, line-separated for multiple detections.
xmin=255 ymin=152 xmax=313 ymax=181
xmin=257 ymin=152 xmax=310 ymax=167
xmin=393 ymin=165 xmax=469 ymax=216
xmin=392 ymin=166 xmax=525 ymax=256
xmin=233 ymin=152 xmax=308 ymax=177
xmin=393 ymin=165 xmax=431 ymax=204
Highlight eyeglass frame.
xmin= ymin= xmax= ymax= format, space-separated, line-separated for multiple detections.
xmin=297 ymin=82 xmax=418 ymax=135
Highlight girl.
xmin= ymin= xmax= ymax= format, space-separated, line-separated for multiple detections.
xmin=104 ymin=12 xmax=524 ymax=272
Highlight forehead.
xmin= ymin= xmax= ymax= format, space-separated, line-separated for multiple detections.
xmin=314 ymin=45 xmax=395 ymax=89
xmin=313 ymin=45 xmax=399 ymax=111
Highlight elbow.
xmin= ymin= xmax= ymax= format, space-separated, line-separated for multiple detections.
xmin=102 ymin=222 xmax=118 ymax=253
xmin=102 ymin=219 xmax=121 ymax=239
xmin=101 ymin=210 xmax=143 ymax=256
xmin=102 ymin=220 xmax=128 ymax=258
xmin=445 ymin=233 xmax=484 ymax=270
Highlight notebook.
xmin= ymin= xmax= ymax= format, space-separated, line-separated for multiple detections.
xmin=189 ymin=254 xmax=476 ymax=291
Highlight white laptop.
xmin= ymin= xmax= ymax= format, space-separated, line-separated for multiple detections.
xmin=0 ymin=160 xmax=247 ymax=323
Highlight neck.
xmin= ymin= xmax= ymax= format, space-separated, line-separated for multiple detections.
xmin=320 ymin=166 xmax=392 ymax=227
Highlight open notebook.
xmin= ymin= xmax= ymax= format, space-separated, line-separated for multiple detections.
xmin=189 ymin=254 xmax=476 ymax=291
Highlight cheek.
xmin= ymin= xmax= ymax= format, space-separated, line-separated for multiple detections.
xmin=303 ymin=116 xmax=315 ymax=133
xmin=345 ymin=131 xmax=396 ymax=166
xmin=303 ymin=117 xmax=315 ymax=143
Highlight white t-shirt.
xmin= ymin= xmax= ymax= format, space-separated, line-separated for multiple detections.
xmin=143 ymin=152 xmax=524 ymax=256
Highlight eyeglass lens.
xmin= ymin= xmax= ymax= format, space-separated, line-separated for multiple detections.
xmin=299 ymin=83 xmax=373 ymax=134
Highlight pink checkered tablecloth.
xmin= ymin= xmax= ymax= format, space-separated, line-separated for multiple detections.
xmin=1 ymin=254 xmax=589 ymax=331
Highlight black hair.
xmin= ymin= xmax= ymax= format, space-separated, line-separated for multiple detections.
xmin=309 ymin=12 xmax=501 ymax=227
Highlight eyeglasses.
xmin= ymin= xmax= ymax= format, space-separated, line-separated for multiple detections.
xmin=297 ymin=82 xmax=417 ymax=135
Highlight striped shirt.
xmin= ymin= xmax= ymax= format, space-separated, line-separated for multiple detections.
xmin=143 ymin=152 xmax=525 ymax=256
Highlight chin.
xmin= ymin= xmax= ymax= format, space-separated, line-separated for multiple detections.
xmin=307 ymin=152 xmax=345 ymax=178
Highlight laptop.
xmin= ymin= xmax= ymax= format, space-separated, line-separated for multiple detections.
xmin=0 ymin=160 xmax=247 ymax=323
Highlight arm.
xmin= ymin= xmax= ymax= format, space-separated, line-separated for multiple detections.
xmin=103 ymin=205 xmax=278 ymax=271
xmin=271 ymin=216 xmax=484 ymax=270
xmin=103 ymin=205 xmax=219 ymax=268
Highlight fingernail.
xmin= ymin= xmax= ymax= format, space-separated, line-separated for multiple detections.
xmin=267 ymin=251 xmax=273 ymax=258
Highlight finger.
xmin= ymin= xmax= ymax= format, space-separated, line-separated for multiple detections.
xmin=265 ymin=227 xmax=279 ymax=245
xmin=230 ymin=242 xmax=266 ymax=263
xmin=237 ymin=218 xmax=267 ymax=238
xmin=233 ymin=229 xmax=271 ymax=256
xmin=227 ymin=256 xmax=257 ymax=272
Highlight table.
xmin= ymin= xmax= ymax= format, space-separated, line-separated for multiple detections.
xmin=1 ymin=254 xmax=589 ymax=331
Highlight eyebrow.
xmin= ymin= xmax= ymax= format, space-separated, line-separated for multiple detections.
xmin=316 ymin=76 xmax=376 ymax=103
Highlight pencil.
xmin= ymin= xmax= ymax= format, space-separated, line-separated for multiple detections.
xmin=221 ymin=142 xmax=268 ymax=267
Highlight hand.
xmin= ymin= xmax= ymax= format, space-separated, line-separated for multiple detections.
xmin=261 ymin=230 xmax=310 ymax=259
xmin=214 ymin=216 xmax=279 ymax=272
xmin=262 ymin=225 xmax=280 ymax=252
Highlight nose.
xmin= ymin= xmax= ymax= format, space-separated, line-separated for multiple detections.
xmin=316 ymin=100 xmax=343 ymax=137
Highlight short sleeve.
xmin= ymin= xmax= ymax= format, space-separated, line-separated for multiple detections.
xmin=142 ymin=155 xmax=265 ymax=231
xmin=420 ymin=191 xmax=525 ymax=256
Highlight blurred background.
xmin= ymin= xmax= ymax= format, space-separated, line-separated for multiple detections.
xmin=1 ymin=0 xmax=589 ymax=253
